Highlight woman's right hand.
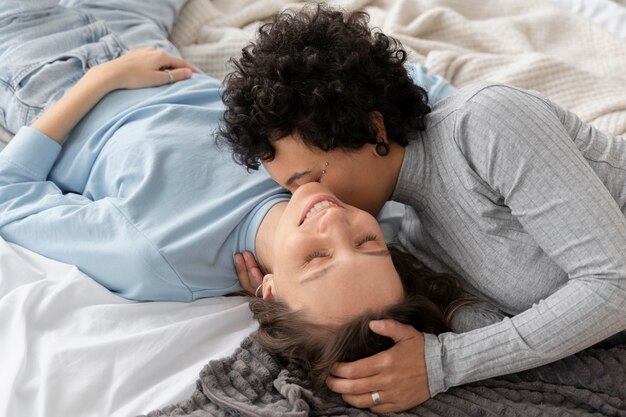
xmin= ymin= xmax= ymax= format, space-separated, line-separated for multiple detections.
xmin=89 ymin=47 xmax=198 ymax=92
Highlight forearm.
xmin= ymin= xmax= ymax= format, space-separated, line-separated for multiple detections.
xmin=425 ymin=276 xmax=626 ymax=394
xmin=28 ymin=48 xmax=195 ymax=144
xmin=426 ymin=84 xmax=626 ymax=395
xmin=30 ymin=67 xmax=115 ymax=144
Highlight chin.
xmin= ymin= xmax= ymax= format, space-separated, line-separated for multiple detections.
xmin=366 ymin=202 xmax=385 ymax=217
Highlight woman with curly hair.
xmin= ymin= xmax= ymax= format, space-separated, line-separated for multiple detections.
xmin=0 ymin=1 xmax=457 ymax=301
xmin=0 ymin=0 xmax=487 ymax=382
xmin=221 ymin=4 xmax=626 ymax=413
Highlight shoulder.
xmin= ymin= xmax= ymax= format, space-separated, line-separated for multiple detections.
xmin=436 ymin=81 xmax=551 ymax=115
xmin=421 ymin=82 xmax=562 ymax=183
xmin=429 ymin=81 xmax=558 ymax=150
xmin=424 ymin=81 xmax=551 ymax=133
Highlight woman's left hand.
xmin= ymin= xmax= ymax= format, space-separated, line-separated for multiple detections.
xmin=326 ymin=319 xmax=431 ymax=413
xmin=90 ymin=47 xmax=199 ymax=91
xmin=234 ymin=251 xmax=264 ymax=296
xmin=30 ymin=48 xmax=199 ymax=144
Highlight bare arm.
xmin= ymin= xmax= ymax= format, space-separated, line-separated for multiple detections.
xmin=31 ymin=48 xmax=196 ymax=143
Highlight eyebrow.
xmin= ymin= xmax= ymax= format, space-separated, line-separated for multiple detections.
xmin=301 ymin=249 xmax=391 ymax=283
xmin=285 ymin=170 xmax=312 ymax=187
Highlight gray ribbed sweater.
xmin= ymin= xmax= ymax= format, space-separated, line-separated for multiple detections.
xmin=394 ymin=82 xmax=626 ymax=396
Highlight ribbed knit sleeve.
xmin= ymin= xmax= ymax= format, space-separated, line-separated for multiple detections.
xmin=417 ymin=84 xmax=626 ymax=395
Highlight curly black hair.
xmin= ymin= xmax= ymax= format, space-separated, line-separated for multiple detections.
xmin=219 ymin=3 xmax=431 ymax=170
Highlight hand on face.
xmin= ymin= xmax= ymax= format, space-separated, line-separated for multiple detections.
xmin=326 ymin=319 xmax=431 ymax=413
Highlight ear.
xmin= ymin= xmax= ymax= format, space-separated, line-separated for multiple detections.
xmin=369 ymin=111 xmax=390 ymax=158
xmin=370 ymin=111 xmax=389 ymax=142
xmin=262 ymin=273 xmax=274 ymax=300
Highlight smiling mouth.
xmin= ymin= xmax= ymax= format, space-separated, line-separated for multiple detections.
xmin=300 ymin=196 xmax=341 ymax=225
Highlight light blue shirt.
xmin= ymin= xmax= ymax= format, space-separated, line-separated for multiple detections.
xmin=0 ymin=65 xmax=453 ymax=302
xmin=406 ymin=64 xmax=456 ymax=106
xmin=0 ymin=74 xmax=291 ymax=301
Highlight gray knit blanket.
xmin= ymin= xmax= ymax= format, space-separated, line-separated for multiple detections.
xmin=141 ymin=333 xmax=626 ymax=417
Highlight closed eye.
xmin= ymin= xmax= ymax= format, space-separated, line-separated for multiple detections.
xmin=356 ymin=234 xmax=378 ymax=246
xmin=304 ymin=250 xmax=330 ymax=264
xmin=304 ymin=235 xmax=379 ymax=264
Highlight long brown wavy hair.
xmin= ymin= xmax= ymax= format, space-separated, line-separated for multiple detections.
xmin=249 ymin=245 xmax=474 ymax=390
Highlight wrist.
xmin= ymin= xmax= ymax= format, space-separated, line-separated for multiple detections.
xmin=423 ymin=333 xmax=445 ymax=396
xmin=30 ymin=64 xmax=116 ymax=143
xmin=84 ymin=62 xmax=120 ymax=94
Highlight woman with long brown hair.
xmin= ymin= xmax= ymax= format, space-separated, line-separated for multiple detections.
xmin=249 ymin=245 xmax=495 ymax=393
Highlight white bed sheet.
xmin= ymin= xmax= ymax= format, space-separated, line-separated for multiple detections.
xmin=0 ymin=236 xmax=257 ymax=417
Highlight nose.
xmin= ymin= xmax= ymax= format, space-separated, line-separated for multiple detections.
xmin=291 ymin=182 xmax=333 ymax=201
xmin=315 ymin=208 xmax=368 ymax=254
xmin=316 ymin=206 xmax=353 ymax=238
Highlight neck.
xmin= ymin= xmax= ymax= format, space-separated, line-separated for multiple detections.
xmin=386 ymin=141 xmax=406 ymax=200
xmin=255 ymin=201 xmax=287 ymax=274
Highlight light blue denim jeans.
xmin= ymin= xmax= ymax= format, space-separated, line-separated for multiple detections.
xmin=0 ymin=0 xmax=186 ymax=134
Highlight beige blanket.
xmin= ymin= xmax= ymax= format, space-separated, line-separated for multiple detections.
xmin=170 ymin=0 xmax=626 ymax=137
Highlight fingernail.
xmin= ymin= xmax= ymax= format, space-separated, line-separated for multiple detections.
xmin=370 ymin=320 xmax=384 ymax=330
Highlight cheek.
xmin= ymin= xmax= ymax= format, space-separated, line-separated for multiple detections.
xmin=273 ymin=228 xmax=310 ymax=266
xmin=324 ymin=176 xmax=354 ymax=203
xmin=327 ymin=176 xmax=371 ymax=209
xmin=349 ymin=170 xmax=387 ymax=214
